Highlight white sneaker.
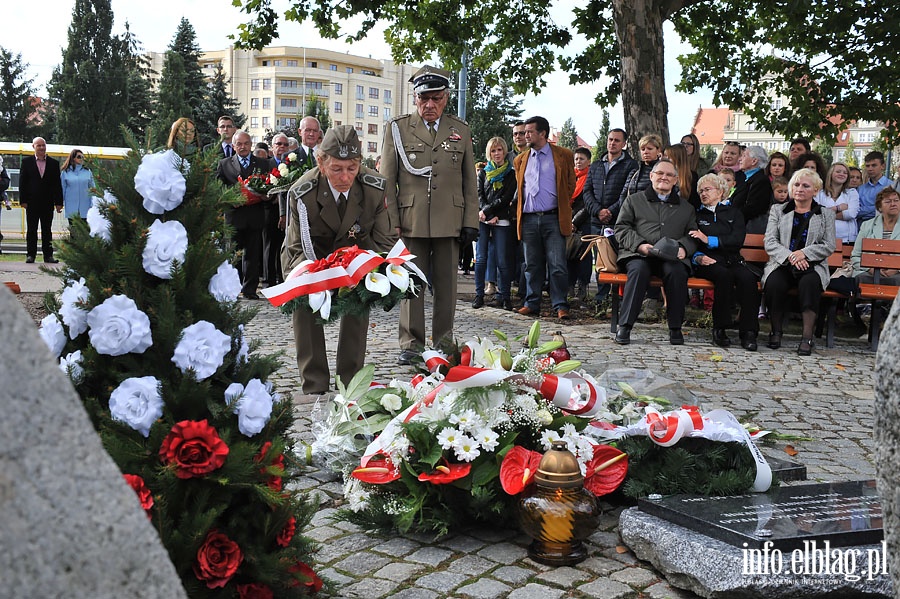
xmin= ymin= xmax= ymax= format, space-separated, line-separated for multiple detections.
xmin=485 ymin=282 xmax=497 ymax=295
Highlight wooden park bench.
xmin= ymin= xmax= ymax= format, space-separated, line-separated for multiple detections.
xmin=855 ymin=237 xmax=900 ymax=350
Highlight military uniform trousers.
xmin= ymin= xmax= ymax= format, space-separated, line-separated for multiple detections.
xmin=400 ymin=236 xmax=458 ymax=351
xmin=294 ymin=307 xmax=368 ymax=395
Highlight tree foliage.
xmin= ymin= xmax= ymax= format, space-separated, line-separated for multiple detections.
xmin=304 ymin=94 xmax=331 ymax=132
xmin=558 ymin=118 xmax=579 ymax=151
xmin=196 ymin=65 xmax=247 ymax=144
xmin=0 ymin=47 xmax=37 ymax=142
xmin=49 ymin=0 xmax=129 ymax=145
xmin=170 ymin=17 xmax=207 ymax=112
xmin=121 ymin=23 xmax=156 ymax=142
xmin=447 ymin=67 xmax=523 ymax=155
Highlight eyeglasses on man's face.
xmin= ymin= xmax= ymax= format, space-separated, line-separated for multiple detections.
xmin=651 ymin=171 xmax=676 ymax=179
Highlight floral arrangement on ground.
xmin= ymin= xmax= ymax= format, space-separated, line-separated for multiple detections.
xmin=39 ymin=138 xmax=323 ymax=596
xmin=310 ymin=322 xmax=783 ymax=536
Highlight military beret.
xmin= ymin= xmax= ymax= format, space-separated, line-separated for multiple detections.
xmin=410 ymin=65 xmax=451 ymax=95
xmin=318 ymin=125 xmax=361 ymax=160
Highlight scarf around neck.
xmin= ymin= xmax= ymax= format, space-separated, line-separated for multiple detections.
xmin=485 ymin=160 xmax=511 ymax=190
xmin=573 ymin=166 xmax=589 ymax=200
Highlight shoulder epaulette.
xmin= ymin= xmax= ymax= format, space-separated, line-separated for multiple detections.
xmin=361 ymin=173 xmax=386 ymax=191
xmin=289 ymin=179 xmax=315 ymax=199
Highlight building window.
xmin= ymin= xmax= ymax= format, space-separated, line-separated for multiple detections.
xmin=356 ymin=85 xmax=365 ymax=100
xmin=262 ymin=97 xmax=271 ymax=110
xmin=250 ymin=117 xmax=259 ymax=129
xmin=280 ymin=79 xmax=298 ymax=89
xmin=262 ymin=116 xmax=270 ymax=129
xmin=307 ymin=61 xmax=317 ymax=68
xmin=368 ymin=123 xmax=378 ymax=135
xmin=306 ymin=81 xmax=324 ymax=91
xmin=334 ymin=101 xmax=343 ymax=114
xmin=383 ymin=107 xmax=391 ymax=120
xmin=262 ymin=78 xmax=272 ymax=90
xmin=355 ymin=122 xmax=363 ymax=133
xmin=330 ymin=64 xmax=337 ymax=71
xmin=362 ymin=69 xmax=376 ymax=76
xmin=346 ymin=67 xmax=353 ymax=74
xmin=334 ymin=120 xmax=342 ymax=127
xmin=250 ymin=98 xmax=259 ymax=110
xmin=251 ymin=79 xmax=260 ymax=90
xmin=384 ymin=90 xmax=392 ymax=104
xmin=278 ymin=117 xmax=297 ymax=128
xmin=334 ymin=83 xmax=343 ymax=94
xmin=369 ymin=87 xmax=379 ymax=99
xmin=368 ymin=142 xmax=378 ymax=153
xmin=287 ymin=60 xmax=298 ymax=67
xmin=281 ymin=98 xmax=298 ymax=108
xmin=261 ymin=60 xmax=269 ymax=66
xmin=368 ymin=105 xmax=379 ymax=117
xmin=355 ymin=104 xmax=364 ymax=118
xmin=273 ymin=60 xmax=282 ymax=67
xmin=771 ymin=98 xmax=783 ymax=110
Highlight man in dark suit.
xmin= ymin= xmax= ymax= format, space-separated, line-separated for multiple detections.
xmin=281 ymin=126 xmax=396 ymax=394
xmin=216 ymin=130 xmax=274 ymax=299
xmin=204 ymin=115 xmax=237 ymax=158
xmin=295 ymin=116 xmax=321 ymax=170
xmin=19 ymin=137 xmax=63 ymax=263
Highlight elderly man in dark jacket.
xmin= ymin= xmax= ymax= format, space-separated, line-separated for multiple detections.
xmin=614 ymin=158 xmax=697 ymax=345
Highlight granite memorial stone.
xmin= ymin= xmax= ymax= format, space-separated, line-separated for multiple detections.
xmin=0 ymin=287 xmax=186 ymax=597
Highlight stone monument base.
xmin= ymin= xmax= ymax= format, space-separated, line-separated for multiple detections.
xmin=620 ymin=508 xmax=892 ymax=599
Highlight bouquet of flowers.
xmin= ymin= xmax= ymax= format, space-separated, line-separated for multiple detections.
xmin=262 ymin=239 xmax=428 ymax=323
xmin=237 ymin=172 xmax=274 ymax=206
xmin=267 ymin=152 xmax=314 ymax=196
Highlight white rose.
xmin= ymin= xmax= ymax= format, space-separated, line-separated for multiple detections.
xmin=278 ymin=163 xmax=289 ymax=176
xmin=108 ymin=376 xmax=163 ymax=437
xmin=39 ymin=314 xmax=67 ymax=357
xmin=208 ymin=261 xmax=242 ymax=302
xmin=142 ymin=219 xmax=188 ymax=279
xmin=134 ymin=149 xmax=187 ymax=214
xmin=233 ymin=378 xmax=273 ymax=436
xmin=224 ymin=382 xmax=244 ymax=404
xmin=535 ymin=409 xmax=554 ymax=426
xmin=59 ymin=350 xmax=84 ymax=383
xmin=87 ymin=295 xmax=153 ymax=356
xmin=86 ymin=205 xmax=112 ymax=242
xmin=171 ymin=320 xmax=231 ymax=380
xmin=380 ymin=393 xmax=403 ymax=413
xmin=287 ymin=152 xmax=297 ymax=162
xmin=59 ymin=277 xmax=90 ymax=338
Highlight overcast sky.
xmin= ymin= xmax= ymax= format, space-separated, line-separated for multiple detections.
xmin=8 ymin=0 xmax=715 ymax=147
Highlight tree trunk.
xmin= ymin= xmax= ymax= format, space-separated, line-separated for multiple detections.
xmin=612 ymin=0 xmax=671 ymax=150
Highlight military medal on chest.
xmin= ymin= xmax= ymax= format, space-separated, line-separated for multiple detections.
xmin=348 ymin=223 xmax=361 ymax=239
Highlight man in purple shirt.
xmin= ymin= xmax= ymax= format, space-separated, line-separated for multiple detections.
xmin=513 ymin=116 xmax=576 ymax=319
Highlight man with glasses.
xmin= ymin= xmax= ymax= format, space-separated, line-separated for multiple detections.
xmin=265 ymin=133 xmax=293 ymax=288
xmin=19 ymin=137 xmax=63 ymax=264
xmin=613 ymin=158 xmax=697 ymax=345
xmin=297 ymin=117 xmax=322 ymax=168
xmin=206 ymin=115 xmax=237 ymax=157
xmin=382 ymin=65 xmax=479 ymax=364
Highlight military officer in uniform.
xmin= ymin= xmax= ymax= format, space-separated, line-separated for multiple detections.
xmin=381 ymin=65 xmax=479 ymax=364
xmin=282 ymin=126 xmax=396 ymax=395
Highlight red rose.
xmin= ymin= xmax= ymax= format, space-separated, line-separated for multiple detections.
xmin=255 ymin=442 xmax=285 ymax=491
xmin=159 ymin=420 xmax=229 ymax=479
xmin=276 ymin=516 xmax=296 ymax=548
xmin=122 ymin=474 xmax=154 ymax=513
xmin=289 ymin=561 xmax=323 ymax=593
xmin=193 ymin=530 xmax=243 ymax=589
xmin=236 ymin=583 xmax=273 ymax=599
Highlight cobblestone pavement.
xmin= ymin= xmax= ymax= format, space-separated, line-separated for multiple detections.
xmin=242 ymin=279 xmax=879 ymax=599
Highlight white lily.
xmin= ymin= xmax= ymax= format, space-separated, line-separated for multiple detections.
xmin=365 ymin=271 xmax=391 ymax=296
xmin=309 ymin=290 xmax=332 ymax=319
xmin=385 ymin=263 xmax=410 ymax=292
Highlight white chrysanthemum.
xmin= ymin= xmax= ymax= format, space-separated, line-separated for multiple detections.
xmin=344 ymin=477 xmax=370 ymax=512
xmin=453 ymin=435 xmax=481 ymax=462
xmin=87 ymin=295 xmax=153 ymax=356
xmin=86 ymin=205 xmax=112 ymax=242
xmin=59 ymin=350 xmax=84 ymax=383
xmin=233 ymin=378 xmax=273 ymax=437
xmin=386 ymin=434 xmax=410 ymax=465
xmin=38 ymin=314 xmax=67 ymax=357
xmin=560 ymin=422 xmax=579 ymax=439
xmin=449 ymin=409 xmax=482 ymax=432
xmin=380 ymin=393 xmax=403 ymax=412
xmin=142 ymin=219 xmax=188 ymax=279
xmin=209 ymin=261 xmax=242 ymax=302
xmin=108 ymin=376 xmax=163 ymax=437
xmin=540 ymin=429 xmax=564 ymax=451
xmin=59 ymin=277 xmax=90 ymax=338
xmin=171 ymin=320 xmax=231 ymax=381
xmin=473 ymin=427 xmax=500 ymax=452
xmin=436 ymin=427 xmax=461 ymax=450
xmin=134 ymin=149 xmax=187 ymax=214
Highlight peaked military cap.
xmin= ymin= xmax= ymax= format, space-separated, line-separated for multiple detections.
xmin=410 ymin=65 xmax=451 ymax=95
xmin=318 ymin=125 xmax=361 ymax=159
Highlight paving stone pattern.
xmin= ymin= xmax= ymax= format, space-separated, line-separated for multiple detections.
xmin=242 ymin=279 xmax=880 ymax=598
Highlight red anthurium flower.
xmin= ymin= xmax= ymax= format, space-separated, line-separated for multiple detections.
xmin=351 ymin=452 xmax=401 ymax=484
xmin=583 ymin=444 xmax=628 ymax=496
xmin=417 ymin=461 xmax=471 ymax=484
xmin=289 ymin=561 xmax=323 ymax=593
xmin=499 ymin=446 xmax=543 ymax=495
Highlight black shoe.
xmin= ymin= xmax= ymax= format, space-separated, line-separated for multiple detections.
xmin=798 ymin=338 xmax=814 ymax=356
xmin=669 ymin=328 xmax=684 ymax=345
xmin=497 ymin=297 xmax=513 ymax=310
xmin=614 ymin=325 xmax=632 ymax=345
xmin=472 ymin=296 xmax=484 ymax=309
xmin=712 ymin=329 xmax=731 ymax=348
xmin=740 ymin=331 xmax=758 ymax=351
xmin=398 ymin=349 xmax=419 ymax=365
xmin=25 ymin=255 xmax=35 ymax=264
xmin=242 ymin=292 xmax=260 ymax=300
xmin=44 ymin=257 xmax=59 ymax=264
xmin=768 ymin=332 xmax=782 ymax=349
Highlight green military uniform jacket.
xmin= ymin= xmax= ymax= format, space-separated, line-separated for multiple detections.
xmin=381 ymin=113 xmax=479 ymax=238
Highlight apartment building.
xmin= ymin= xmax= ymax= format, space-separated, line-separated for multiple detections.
xmin=151 ymin=46 xmax=417 ymax=159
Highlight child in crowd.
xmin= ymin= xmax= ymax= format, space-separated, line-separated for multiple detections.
xmin=771 ymin=176 xmax=789 ymax=203
xmin=719 ymin=169 xmax=737 ymax=198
